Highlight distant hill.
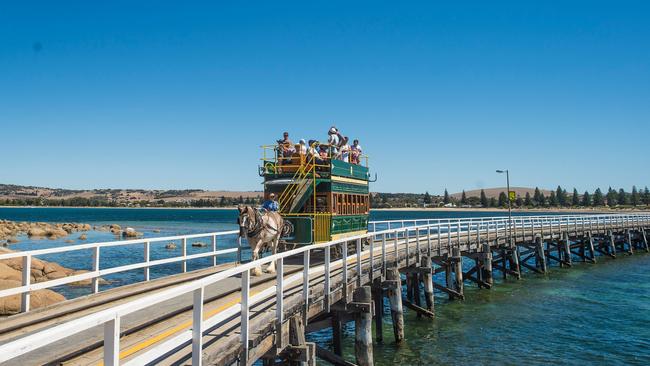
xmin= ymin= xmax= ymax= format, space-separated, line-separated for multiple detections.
xmin=451 ymin=187 xmax=553 ymax=199
xmin=0 ymin=183 xmax=262 ymax=207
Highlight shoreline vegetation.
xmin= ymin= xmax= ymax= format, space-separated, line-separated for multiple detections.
xmin=1 ymin=183 xmax=649 ymax=211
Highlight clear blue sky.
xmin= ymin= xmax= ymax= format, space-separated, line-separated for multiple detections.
xmin=2 ymin=1 xmax=649 ymax=194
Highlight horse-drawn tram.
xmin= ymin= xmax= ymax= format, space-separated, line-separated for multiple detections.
xmin=260 ymin=139 xmax=371 ymax=246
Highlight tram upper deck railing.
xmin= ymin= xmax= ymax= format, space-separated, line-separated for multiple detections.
xmin=260 ymin=141 xmax=369 ymax=176
xmin=1 ymin=213 xmax=649 ymax=366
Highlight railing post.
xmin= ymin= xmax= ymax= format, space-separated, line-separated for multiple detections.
xmin=303 ymin=250 xmax=310 ymax=325
xmin=356 ymin=238 xmax=362 ymax=287
xmin=405 ymin=229 xmax=410 ymax=267
xmin=240 ymin=269 xmax=250 ymax=365
xmin=211 ymin=235 xmax=217 ymax=267
xmin=143 ymin=242 xmax=150 ymax=282
xmin=237 ymin=237 xmax=243 ymax=263
xmin=21 ymin=255 xmax=31 ymax=313
xmin=104 ymin=316 xmax=121 ymax=366
xmin=369 ymin=236 xmax=374 ymax=283
xmin=381 ymin=233 xmax=387 ymax=278
xmin=182 ymin=238 xmax=187 ymax=273
xmin=192 ymin=286 xmax=205 ymax=366
xmin=342 ymin=242 xmax=348 ymax=301
xmin=324 ymin=246 xmax=331 ymax=313
xmin=276 ymin=257 xmax=285 ymax=349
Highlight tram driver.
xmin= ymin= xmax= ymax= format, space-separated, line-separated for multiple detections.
xmin=261 ymin=193 xmax=279 ymax=212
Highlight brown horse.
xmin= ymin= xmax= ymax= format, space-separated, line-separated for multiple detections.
xmin=237 ymin=206 xmax=293 ymax=276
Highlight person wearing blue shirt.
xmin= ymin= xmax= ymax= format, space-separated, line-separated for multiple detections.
xmin=262 ymin=193 xmax=279 ymax=212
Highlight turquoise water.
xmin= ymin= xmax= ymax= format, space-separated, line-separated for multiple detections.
xmin=2 ymin=208 xmax=648 ymax=364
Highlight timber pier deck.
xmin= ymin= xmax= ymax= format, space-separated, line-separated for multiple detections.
xmin=0 ymin=214 xmax=649 ymax=365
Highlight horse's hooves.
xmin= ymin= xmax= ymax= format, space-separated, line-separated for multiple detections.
xmin=252 ymin=268 xmax=262 ymax=276
xmin=266 ymin=268 xmax=276 ymax=274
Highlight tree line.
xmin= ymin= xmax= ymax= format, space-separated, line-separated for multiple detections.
xmin=0 ymin=196 xmax=264 ymax=208
xmin=449 ymin=186 xmax=650 ymax=208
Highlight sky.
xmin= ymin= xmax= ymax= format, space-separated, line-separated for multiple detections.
xmin=2 ymin=1 xmax=649 ymax=194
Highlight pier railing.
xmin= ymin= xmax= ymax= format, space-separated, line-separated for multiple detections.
xmin=1 ymin=213 xmax=648 ymax=366
xmin=0 ymin=214 xmax=647 ymax=315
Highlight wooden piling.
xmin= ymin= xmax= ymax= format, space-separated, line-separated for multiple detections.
xmin=353 ymin=287 xmax=373 ymax=366
xmin=535 ymin=235 xmax=547 ymax=273
xmin=371 ymin=278 xmax=383 ymax=343
xmin=626 ymin=230 xmax=634 ymax=255
xmin=385 ymin=267 xmax=404 ymax=343
xmin=641 ymin=228 xmax=650 ymax=252
xmin=482 ymin=243 xmax=493 ymax=286
xmin=412 ymin=272 xmax=422 ymax=313
xmin=331 ymin=310 xmax=343 ymax=356
xmin=608 ymin=231 xmax=617 ymax=257
xmin=421 ymin=256 xmax=435 ymax=314
xmin=563 ymin=233 xmax=572 ymax=266
xmin=452 ymin=248 xmax=464 ymax=297
xmin=587 ymin=232 xmax=597 ymax=262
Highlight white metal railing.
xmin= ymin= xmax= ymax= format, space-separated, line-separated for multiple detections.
xmin=0 ymin=213 xmax=646 ymax=315
xmin=0 ymin=230 xmax=242 ymax=313
xmin=0 ymin=214 xmax=648 ymax=366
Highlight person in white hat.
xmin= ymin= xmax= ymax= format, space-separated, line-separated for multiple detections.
xmin=298 ymin=139 xmax=307 ymax=155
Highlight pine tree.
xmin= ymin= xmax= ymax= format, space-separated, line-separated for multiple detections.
xmin=644 ymin=187 xmax=650 ymax=205
xmin=524 ymin=192 xmax=532 ymax=206
xmin=593 ymin=188 xmax=604 ymax=206
xmin=423 ymin=191 xmax=432 ymax=205
xmin=489 ymin=197 xmax=497 ymax=207
xmin=533 ymin=187 xmax=542 ymax=206
xmin=556 ymin=186 xmax=566 ymax=206
xmin=631 ymin=186 xmax=639 ymax=206
xmin=571 ymin=188 xmax=579 ymax=207
xmin=443 ymin=189 xmax=450 ymax=204
xmin=582 ymin=191 xmax=591 ymax=206
xmin=606 ymin=187 xmax=617 ymax=206
xmin=498 ymin=192 xmax=508 ymax=207
xmin=515 ymin=196 xmax=523 ymax=206
xmin=548 ymin=191 xmax=557 ymax=206
xmin=461 ymin=190 xmax=467 ymax=205
xmin=480 ymin=189 xmax=488 ymax=208
xmin=618 ymin=188 xmax=627 ymax=205
xmin=539 ymin=192 xmax=547 ymax=206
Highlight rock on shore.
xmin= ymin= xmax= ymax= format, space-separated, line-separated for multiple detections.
xmin=0 ymin=220 xmax=92 ymax=241
xmin=0 ymin=247 xmax=106 ymax=315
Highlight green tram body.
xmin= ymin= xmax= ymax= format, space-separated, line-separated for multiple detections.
xmin=261 ymin=153 xmax=370 ymax=245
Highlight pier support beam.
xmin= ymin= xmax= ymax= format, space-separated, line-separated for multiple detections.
xmin=535 ymin=235 xmax=547 ymax=273
xmin=353 ymin=286 xmax=373 ymax=366
xmin=452 ymin=248 xmax=464 ymax=297
xmin=587 ymin=232 xmax=597 ymax=263
xmin=641 ymin=228 xmax=650 ymax=252
xmin=482 ymin=244 xmax=493 ymax=287
xmin=371 ymin=278 xmax=383 ymax=343
xmin=421 ymin=256 xmax=435 ymax=314
xmin=608 ymin=231 xmax=617 ymax=258
xmin=563 ymin=233 xmax=572 ymax=267
xmin=385 ymin=268 xmax=404 ymax=343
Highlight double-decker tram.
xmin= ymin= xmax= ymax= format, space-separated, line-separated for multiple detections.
xmin=260 ymin=138 xmax=370 ymax=247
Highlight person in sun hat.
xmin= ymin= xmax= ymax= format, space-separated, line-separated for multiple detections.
xmin=261 ymin=193 xmax=279 ymax=212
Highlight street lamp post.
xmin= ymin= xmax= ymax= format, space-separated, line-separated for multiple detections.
xmin=496 ymin=169 xmax=512 ymax=246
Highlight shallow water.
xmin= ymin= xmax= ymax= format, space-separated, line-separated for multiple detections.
xmin=2 ymin=207 xmax=648 ymax=364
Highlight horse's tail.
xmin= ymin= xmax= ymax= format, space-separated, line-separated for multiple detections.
xmin=281 ymin=219 xmax=294 ymax=237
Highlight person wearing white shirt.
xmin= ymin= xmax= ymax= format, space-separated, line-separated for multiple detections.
xmin=351 ymin=139 xmax=363 ymax=164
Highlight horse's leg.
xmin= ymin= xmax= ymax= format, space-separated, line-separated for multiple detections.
xmin=265 ymin=236 xmax=280 ymax=274
xmin=251 ymin=240 xmax=263 ymax=276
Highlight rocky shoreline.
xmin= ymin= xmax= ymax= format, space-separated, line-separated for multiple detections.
xmin=0 ymin=220 xmax=143 ymax=246
xmin=0 ymin=247 xmax=110 ymax=315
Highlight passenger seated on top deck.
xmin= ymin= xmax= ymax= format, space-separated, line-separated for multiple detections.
xmin=350 ymin=139 xmax=362 ymax=165
xmin=261 ymin=193 xmax=279 ymax=212
xmin=277 ymin=132 xmax=295 ymax=164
